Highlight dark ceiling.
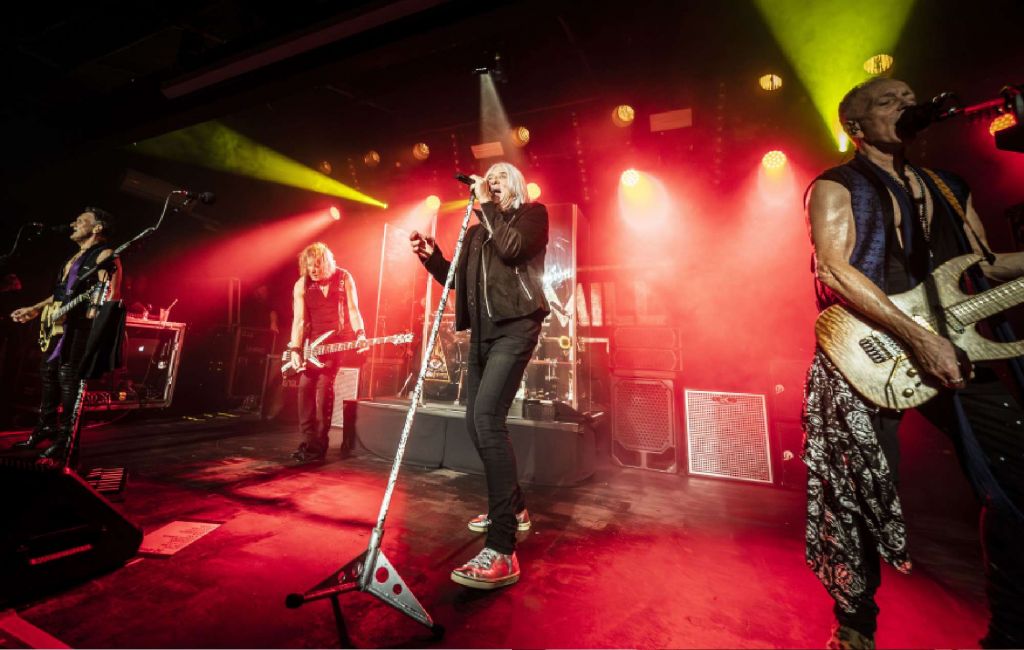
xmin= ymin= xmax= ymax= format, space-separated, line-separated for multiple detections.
xmin=2 ymin=1 xmax=1022 ymax=203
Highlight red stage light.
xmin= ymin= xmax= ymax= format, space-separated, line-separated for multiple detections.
xmin=330 ymin=206 xmax=341 ymax=220
xmin=527 ymin=182 xmax=541 ymax=200
xmin=620 ymin=169 xmax=640 ymax=188
xmin=989 ymin=113 xmax=1017 ymax=136
xmin=425 ymin=195 xmax=441 ymax=210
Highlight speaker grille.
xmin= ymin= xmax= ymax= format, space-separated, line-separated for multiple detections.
xmin=613 ymin=378 xmax=674 ymax=452
xmin=685 ymin=390 xmax=772 ymax=484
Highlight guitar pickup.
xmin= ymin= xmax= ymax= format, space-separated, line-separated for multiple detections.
xmin=859 ymin=337 xmax=890 ymax=363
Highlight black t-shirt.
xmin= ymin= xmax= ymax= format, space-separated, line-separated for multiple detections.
xmin=884 ymin=190 xmax=964 ymax=295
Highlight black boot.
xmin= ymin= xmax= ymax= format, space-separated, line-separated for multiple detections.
xmin=12 ymin=425 xmax=59 ymax=449
xmin=38 ymin=435 xmax=77 ymax=470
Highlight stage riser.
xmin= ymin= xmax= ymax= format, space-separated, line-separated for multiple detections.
xmin=346 ymin=401 xmax=595 ymax=486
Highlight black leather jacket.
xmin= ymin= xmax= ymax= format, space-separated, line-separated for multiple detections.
xmin=423 ymin=201 xmax=549 ymax=331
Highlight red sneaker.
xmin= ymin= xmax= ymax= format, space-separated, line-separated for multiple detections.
xmin=467 ymin=509 xmax=531 ymax=533
xmin=450 ymin=548 xmax=520 ymax=589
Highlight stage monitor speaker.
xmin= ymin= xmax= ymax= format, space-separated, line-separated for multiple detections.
xmin=0 ymin=460 xmax=143 ymax=606
xmin=610 ymin=375 xmax=679 ymax=473
xmin=685 ymin=389 xmax=773 ymax=484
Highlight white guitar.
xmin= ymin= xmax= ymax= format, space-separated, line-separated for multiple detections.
xmin=281 ymin=331 xmax=414 ymax=378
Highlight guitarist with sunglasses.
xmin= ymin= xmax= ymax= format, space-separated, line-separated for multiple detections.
xmin=804 ymin=78 xmax=1024 ymax=649
xmin=286 ymin=242 xmax=368 ymax=463
xmin=9 ymin=207 xmax=121 ymax=466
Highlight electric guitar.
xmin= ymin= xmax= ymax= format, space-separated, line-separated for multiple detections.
xmin=816 ymin=253 xmax=1024 ymax=409
xmin=38 ymin=280 xmax=109 ymax=352
xmin=281 ymin=331 xmax=414 ymax=378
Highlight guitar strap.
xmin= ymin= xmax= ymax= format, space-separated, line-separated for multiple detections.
xmin=920 ymin=168 xmax=997 ymax=265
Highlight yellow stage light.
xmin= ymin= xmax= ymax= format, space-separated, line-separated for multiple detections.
xmin=329 ymin=206 xmax=341 ymax=221
xmin=864 ymin=54 xmax=894 ymax=75
xmin=527 ymin=182 xmax=541 ymax=200
xmin=838 ymin=129 xmax=850 ymax=153
xmin=364 ymin=150 xmax=381 ymax=167
xmin=412 ymin=143 xmax=430 ymax=161
xmin=620 ymin=169 xmax=640 ymax=188
xmin=511 ymin=126 xmax=530 ymax=147
xmin=761 ymin=150 xmax=787 ymax=170
xmin=425 ymin=195 xmax=441 ymax=210
xmin=758 ymin=74 xmax=783 ymax=91
xmin=612 ymin=104 xmax=635 ymax=127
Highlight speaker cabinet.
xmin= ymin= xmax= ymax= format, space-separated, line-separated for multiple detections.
xmin=610 ymin=375 xmax=679 ymax=473
xmin=685 ymin=390 xmax=773 ymax=484
xmin=0 ymin=460 xmax=143 ymax=606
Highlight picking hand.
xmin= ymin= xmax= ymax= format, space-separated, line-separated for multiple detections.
xmin=909 ymin=331 xmax=973 ymax=389
xmin=11 ymin=306 xmax=39 ymax=323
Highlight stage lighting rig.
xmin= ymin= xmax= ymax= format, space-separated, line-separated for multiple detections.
xmin=473 ymin=52 xmax=508 ymax=83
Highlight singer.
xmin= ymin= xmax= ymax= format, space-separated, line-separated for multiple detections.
xmin=409 ymin=162 xmax=548 ymax=589
xmin=9 ymin=207 xmax=122 ymax=467
xmin=803 ymin=77 xmax=1024 ymax=649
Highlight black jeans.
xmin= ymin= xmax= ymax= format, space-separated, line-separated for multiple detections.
xmin=837 ymin=369 xmax=1024 ymax=647
xmin=465 ymin=333 xmax=535 ymax=555
xmin=297 ymin=364 xmax=337 ymax=455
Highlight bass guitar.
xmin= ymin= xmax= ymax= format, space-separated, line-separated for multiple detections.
xmin=281 ymin=331 xmax=414 ymax=378
xmin=38 ymin=280 xmax=110 ymax=352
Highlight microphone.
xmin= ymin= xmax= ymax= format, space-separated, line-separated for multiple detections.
xmin=895 ymin=93 xmax=956 ymax=137
xmin=27 ymin=222 xmax=44 ymax=231
xmin=454 ymin=173 xmax=474 ymax=185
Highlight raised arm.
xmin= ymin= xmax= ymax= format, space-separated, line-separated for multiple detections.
xmin=809 ymin=179 xmax=966 ymax=387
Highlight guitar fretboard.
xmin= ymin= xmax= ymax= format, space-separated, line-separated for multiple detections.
xmin=313 ymin=335 xmax=410 ymax=355
xmin=948 ymin=276 xmax=1024 ymax=324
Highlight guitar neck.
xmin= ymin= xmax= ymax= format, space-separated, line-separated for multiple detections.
xmin=314 ymin=336 xmax=400 ymax=355
xmin=54 ymin=292 xmax=91 ymax=320
xmin=949 ymin=276 xmax=1024 ymax=324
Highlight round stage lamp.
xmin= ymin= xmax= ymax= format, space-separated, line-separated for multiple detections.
xmin=758 ymin=74 xmax=782 ymax=91
xmin=761 ymin=150 xmax=787 ymax=170
xmin=864 ymin=54 xmax=894 ymax=75
xmin=989 ymin=113 xmax=1017 ymax=136
xmin=329 ymin=206 xmax=341 ymax=221
xmin=511 ymin=126 xmax=530 ymax=147
xmin=318 ymin=160 xmax=333 ymax=175
xmin=412 ymin=142 xmax=430 ymax=161
xmin=612 ymin=104 xmax=635 ymax=127
xmin=425 ymin=195 xmax=441 ymax=210
xmin=364 ymin=150 xmax=381 ymax=168
xmin=527 ymin=182 xmax=541 ymax=200
xmin=620 ymin=168 xmax=640 ymax=188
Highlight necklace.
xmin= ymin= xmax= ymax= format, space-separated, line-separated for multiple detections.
xmin=885 ymin=166 xmax=931 ymax=243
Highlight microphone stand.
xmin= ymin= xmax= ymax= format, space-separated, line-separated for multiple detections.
xmin=0 ymin=223 xmax=40 ymax=264
xmin=285 ymin=188 xmax=478 ymax=645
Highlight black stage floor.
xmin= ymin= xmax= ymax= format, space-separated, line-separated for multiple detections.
xmin=0 ymin=411 xmax=988 ymax=648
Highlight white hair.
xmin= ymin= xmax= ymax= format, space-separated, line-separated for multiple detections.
xmin=486 ymin=162 xmax=529 ymax=210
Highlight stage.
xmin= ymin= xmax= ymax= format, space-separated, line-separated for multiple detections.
xmin=347 ymin=398 xmax=596 ymax=486
xmin=0 ymin=412 xmax=988 ymax=648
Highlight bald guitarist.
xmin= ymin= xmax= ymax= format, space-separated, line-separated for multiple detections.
xmin=803 ymin=78 xmax=1024 ymax=649
xmin=9 ymin=208 xmax=122 ymax=466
